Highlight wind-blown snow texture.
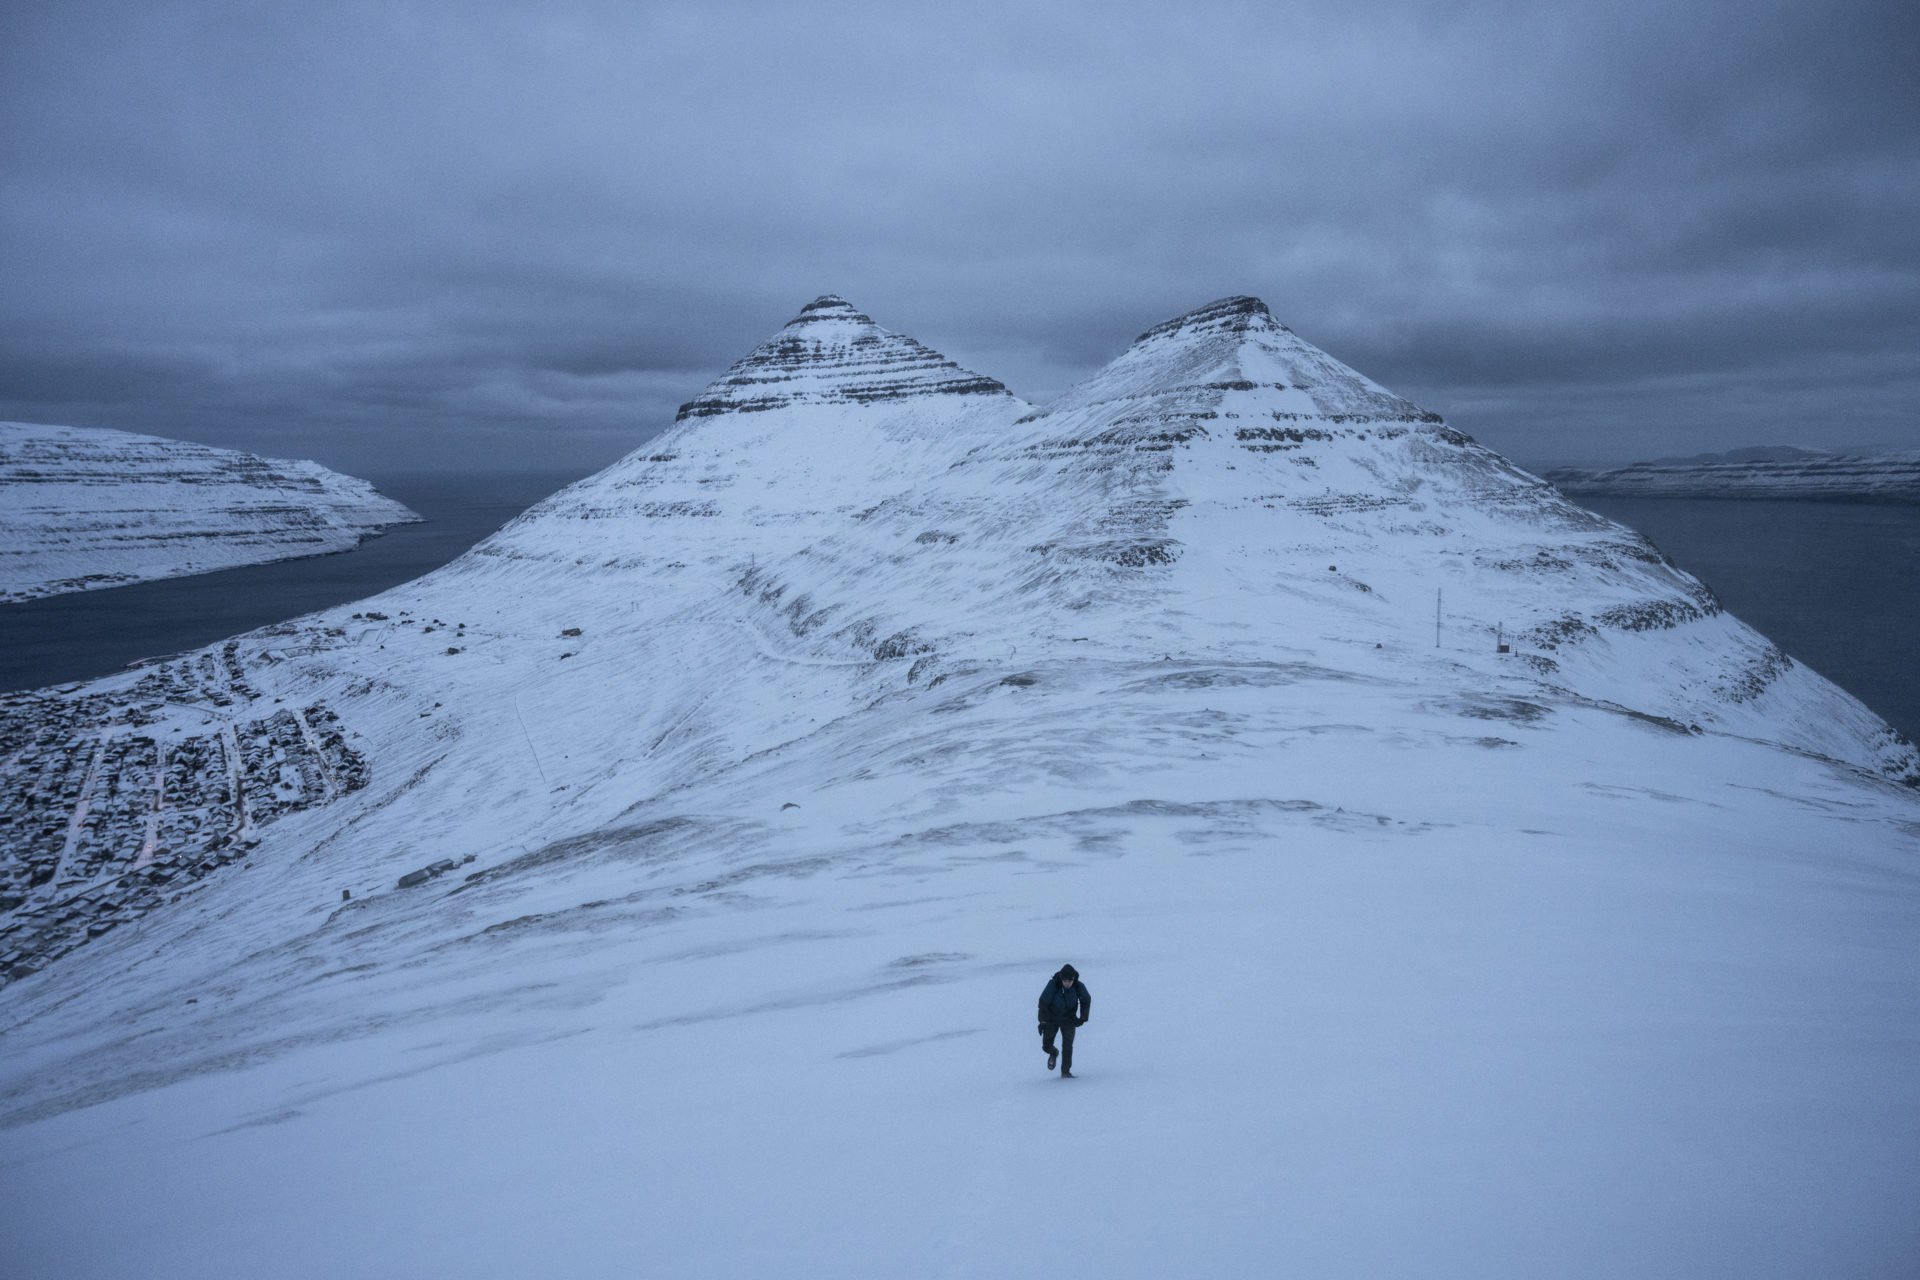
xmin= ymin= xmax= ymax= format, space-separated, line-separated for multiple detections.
xmin=0 ymin=421 xmax=419 ymax=601
xmin=2 ymin=297 xmax=1917 ymax=1280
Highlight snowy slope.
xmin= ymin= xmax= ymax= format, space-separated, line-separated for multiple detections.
xmin=2 ymin=298 xmax=1917 ymax=1280
xmin=0 ymin=421 xmax=419 ymax=601
xmin=1546 ymin=446 xmax=1920 ymax=501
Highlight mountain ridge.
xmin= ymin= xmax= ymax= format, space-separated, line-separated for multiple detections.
xmin=0 ymin=421 xmax=420 ymax=602
xmin=3 ymin=294 xmax=1913 ymax=989
xmin=2 ymin=295 xmax=1917 ymax=1279
xmin=1547 ymin=447 xmax=1920 ymax=502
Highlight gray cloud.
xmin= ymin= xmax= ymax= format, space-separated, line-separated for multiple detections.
xmin=1 ymin=0 xmax=1914 ymax=476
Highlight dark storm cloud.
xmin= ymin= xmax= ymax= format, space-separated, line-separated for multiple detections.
xmin=1 ymin=0 xmax=1914 ymax=476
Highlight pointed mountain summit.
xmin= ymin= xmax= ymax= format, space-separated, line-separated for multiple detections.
xmin=1032 ymin=295 xmax=1440 ymax=425
xmin=466 ymin=295 xmax=1026 ymax=583
xmin=2 ymin=291 xmax=1910 ymax=1007
xmin=675 ymin=294 xmax=1009 ymax=421
xmin=848 ymin=295 xmax=1917 ymax=783
xmin=4 ymin=293 xmax=1918 ymax=1275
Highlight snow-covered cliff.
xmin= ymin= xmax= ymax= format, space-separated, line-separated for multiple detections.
xmin=1546 ymin=446 xmax=1920 ymax=501
xmin=0 ymin=421 xmax=420 ymax=601
xmin=2 ymin=299 xmax=1916 ymax=1280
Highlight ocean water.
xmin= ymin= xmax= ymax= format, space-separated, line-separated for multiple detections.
xmin=0 ymin=470 xmax=582 ymax=694
xmin=1582 ymin=497 xmax=1920 ymax=744
xmin=3 ymin=481 xmax=1915 ymax=745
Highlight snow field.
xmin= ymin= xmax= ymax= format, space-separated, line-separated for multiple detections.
xmin=5 ymin=667 xmax=1917 ymax=1279
xmin=4 ymin=295 xmax=1917 ymax=1278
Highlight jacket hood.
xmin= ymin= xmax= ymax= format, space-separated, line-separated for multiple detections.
xmin=1056 ymin=965 xmax=1079 ymax=982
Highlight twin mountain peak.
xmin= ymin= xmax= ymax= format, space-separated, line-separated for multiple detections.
xmin=0 ymin=292 xmax=1911 ymax=996
xmin=671 ymin=293 xmax=1445 ymax=434
xmin=502 ymin=292 xmax=1914 ymax=789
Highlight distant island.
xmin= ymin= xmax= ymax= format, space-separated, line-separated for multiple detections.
xmin=1545 ymin=446 xmax=1920 ymax=502
xmin=0 ymin=421 xmax=420 ymax=602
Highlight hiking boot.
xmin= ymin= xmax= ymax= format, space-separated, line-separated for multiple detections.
xmin=1046 ymin=1048 xmax=1058 ymax=1070
xmin=1059 ymin=1069 xmax=1075 ymax=1079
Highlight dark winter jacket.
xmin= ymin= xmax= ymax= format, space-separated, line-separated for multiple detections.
xmin=1037 ymin=972 xmax=1091 ymax=1027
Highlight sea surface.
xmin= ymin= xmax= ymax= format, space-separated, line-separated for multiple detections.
xmin=1582 ymin=497 xmax=1920 ymax=743
xmin=3 ymin=481 xmax=1915 ymax=745
xmin=0 ymin=469 xmax=582 ymax=694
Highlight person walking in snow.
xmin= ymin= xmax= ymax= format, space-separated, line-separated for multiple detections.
xmin=1037 ymin=964 xmax=1091 ymax=1078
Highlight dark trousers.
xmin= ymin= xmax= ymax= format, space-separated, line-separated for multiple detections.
xmin=1041 ymin=1021 xmax=1076 ymax=1072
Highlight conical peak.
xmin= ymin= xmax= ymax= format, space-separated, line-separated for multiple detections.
xmin=790 ymin=294 xmax=872 ymax=327
xmin=675 ymin=296 xmax=1011 ymax=422
xmin=1132 ymin=295 xmax=1284 ymax=346
xmin=1030 ymin=294 xmax=1439 ymax=426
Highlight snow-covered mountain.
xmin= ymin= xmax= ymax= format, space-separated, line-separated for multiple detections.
xmin=0 ymin=421 xmax=420 ymax=602
xmin=2 ymin=298 xmax=1917 ymax=1279
xmin=1546 ymin=445 xmax=1920 ymax=501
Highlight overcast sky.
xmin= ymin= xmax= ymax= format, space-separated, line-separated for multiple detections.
xmin=2 ymin=0 xmax=1915 ymax=478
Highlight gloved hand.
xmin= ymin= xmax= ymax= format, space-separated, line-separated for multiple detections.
xmin=1037 ymin=1022 xmax=1047 ymax=1036
xmin=1075 ymin=1016 xmax=1087 ymax=1026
